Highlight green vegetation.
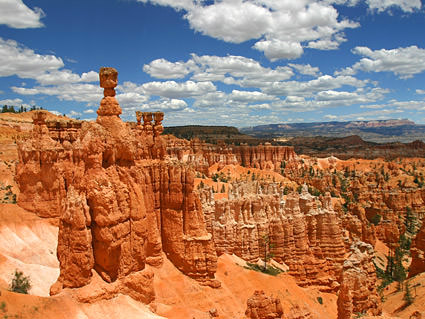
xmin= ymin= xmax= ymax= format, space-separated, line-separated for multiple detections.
xmin=9 ymin=270 xmax=31 ymax=294
xmin=403 ymin=281 xmax=413 ymax=306
xmin=376 ymin=207 xmax=418 ymax=294
xmin=162 ymin=125 xmax=262 ymax=144
xmin=212 ymin=172 xmax=229 ymax=183
xmin=404 ymin=207 xmax=417 ymax=234
xmin=1 ymin=184 xmax=17 ymax=204
xmin=244 ymin=262 xmax=283 ymax=276
xmin=260 ymin=235 xmax=275 ymax=271
xmin=308 ymin=186 xmax=322 ymax=197
xmin=370 ymin=213 xmax=382 ymax=226
xmin=317 ymin=296 xmax=323 ymax=305
xmin=1 ymin=105 xmax=42 ymax=113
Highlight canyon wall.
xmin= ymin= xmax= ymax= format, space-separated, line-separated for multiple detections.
xmin=201 ymin=183 xmax=346 ymax=291
xmin=165 ymin=135 xmax=296 ymax=175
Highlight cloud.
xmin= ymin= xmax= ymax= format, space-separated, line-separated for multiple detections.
xmin=324 ymin=108 xmax=404 ymax=122
xmin=83 ymin=109 xmax=95 ymax=114
xmin=0 ymin=0 xmax=45 ymax=29
xmin=186 ymin=1 xmax=271 ymax=43
xmin=254 ymin=40 xmax=304 ymax=61
xmin=192 ymin=91 xmax=227 ymax=108
xmin=135 ymin=98 xmax=188 ymax=113
xmin=67 ymin=110 xmax=82 ymax=118
xmin=80 ymin=71 xmax=98 ymax=82
xmin=0 ymin=37 xmax=98 ymax=85
xmin=0 ymin=37 xmax=63 ymax=78
xmin=147 ymin=54 xmax=294 ymax=87
xmin=324 ymin=114 xmax=338 ymax=120
xmin=143 ymin=58 xmax=195 ymax=79
xmin=324 ymin=0 xmax=421 ymax=12
xmin=289 ymin=63 xmax=321 ymax=76
xmin=142 ymin=80 xmax=216 ymax=98
xmin=137 ymin=0 xmax=194 ymax=11
xmin=12 ymin=83 xmax=102 ymax=103
xmin=0 ymin=98 xmax=22 ymax=105
xmin=316 ymin=90 xmax=361 ymax=101
xmin=416 ymin=89 xmax=425 ymax=95
xmin=262 ymin=75 xmax=367 ymax=97
xmin=366 ymin=0 xmax=421 ymax=12
xmin=139 ymin=0 xmax=359 ymax=61
xmin=116 ymin=92 xmax=149 ymax=106
xmin=228 ymin=90 xmax=277 ymax=103
xmin=351 ymin=45 xmax=425 ymax=79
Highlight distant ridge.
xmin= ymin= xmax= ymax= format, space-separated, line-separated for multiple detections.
xmin=240 ymin=119 xmax=425 ymax=143
xmin=163 ymin=125 xmax=260 ymax=144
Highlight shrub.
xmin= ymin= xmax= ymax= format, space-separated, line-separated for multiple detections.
xmin=244 ymin=262 xmax=283 ymax=276
xmin=317 ymin=296 xmax=323 ymax=304
xmin=9 ymin=269 xmax=31 ymax=294
xmin=370 ymin=214 xmax=382 ymax=226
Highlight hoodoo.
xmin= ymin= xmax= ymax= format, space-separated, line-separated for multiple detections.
xmin=16 ymin=68 xmax=220 ymax=298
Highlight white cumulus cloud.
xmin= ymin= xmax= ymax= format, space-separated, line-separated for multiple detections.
xmin=143 ymin=58 xmax=195 ymax=79
xmin=0 ymin=37 xmax=63 ymax=78
xmin=139 ymin=0 xmax=359 ymax=61
xmin=351 ymin=45 xmax=425 ymax=79
xmin=142 ymin=80 xmax=216 ymax=98
xmin=0 ymin=0 xmax=45 ymax=29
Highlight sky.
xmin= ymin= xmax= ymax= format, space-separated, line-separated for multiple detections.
xmin=0 ymin=0 xmax=425 ymax=127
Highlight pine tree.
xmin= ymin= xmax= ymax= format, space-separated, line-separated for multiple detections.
xmin=403 ymin=281 xmax=413 ymax=305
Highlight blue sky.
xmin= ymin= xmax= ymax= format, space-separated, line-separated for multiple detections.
xmin=0 ymin=0 xmax=425 ymax=127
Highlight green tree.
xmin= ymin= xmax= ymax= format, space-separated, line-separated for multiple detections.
xmin=260 ymin=234 xmax=274 ymax=271
xmin=405 ymin=207 xmax=416 ymax=234
xmin=9 ymin=270 xmax=31 ymax=294
xmin=403 ymin=281 xmax=413 ymax=305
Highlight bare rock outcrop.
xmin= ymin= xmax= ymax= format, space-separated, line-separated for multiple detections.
xmin=16 ymin=67 xmax=219 ymax=296
xmin=245 ymin=290 xmax=283 ymax=319
xmin=165 ymin=136 xmax=295 ymax=175
xmin=203 ymin=184 xmax=345 ymax=290
xmin=409 ymin=222 xmax=425 ymax=277
xmin=337 ymin=241 xmax=382 ymax=318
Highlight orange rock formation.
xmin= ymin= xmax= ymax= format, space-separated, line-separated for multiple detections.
xmin=337 ymin=241 xmax=382 ymax=318
xmin=16 ymin=68 xmax=220 ymax=299
xmin=201 ymin=183 xmax=346 ymax=290
xmin=165 ymin=135 xmax=295 ymax=175
xmin=410 ymin=222 xmax=425 ymax=278
xmin=245 ymin=290 xmax=283 ymax=319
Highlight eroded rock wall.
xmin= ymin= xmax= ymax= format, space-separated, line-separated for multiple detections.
xmin=202 ymin=184 xmax=346 ymax=290
xmin=337 ymin=241 xmax=382 ymax=318
xmin=165 ymin=135 xmax=296 ymax=174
